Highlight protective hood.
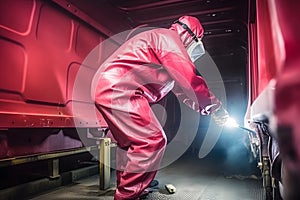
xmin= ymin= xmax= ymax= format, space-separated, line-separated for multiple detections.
xmin=169 ymin=15 xmax=204 ymax=47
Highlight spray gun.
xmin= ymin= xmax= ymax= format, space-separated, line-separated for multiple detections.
xmin=224 ymin=117 xmax=260 ymax=158
xmin=224 ymin=117 xmax=256 ymax=134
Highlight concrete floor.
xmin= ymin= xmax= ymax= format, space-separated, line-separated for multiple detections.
xmin=29 ymin=152 xmax=264 ymax=200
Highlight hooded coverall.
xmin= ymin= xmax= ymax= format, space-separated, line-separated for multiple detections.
xmin=92 ymin=16 xmax=221 ymax=200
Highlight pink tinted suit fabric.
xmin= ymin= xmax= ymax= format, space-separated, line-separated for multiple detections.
xmin=92 ymin=16 xmax=221 ymax=200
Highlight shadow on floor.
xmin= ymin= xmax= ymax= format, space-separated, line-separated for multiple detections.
xmin=30 ymin=150 xmax=264 ymax=200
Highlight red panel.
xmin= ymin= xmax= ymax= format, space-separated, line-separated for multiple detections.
xmin=75 ymin=25 xmax=101 ymax=60
xmin=255 ymin=0 xmax=277 ymax=93
xmin=0 ymin=0 xmax=111 ymax=130
xmin=24 ymin=3 xmax=73 ymax=103
xmin=0 ymin=39 xmax=26 ymax=93
xmin=0 ymin=0 xmax=35 ymax=35
xmin=247 ymin=0 xmax=284 ymax=102
xmin=67 ymin=63 xmax=96 ymax=102
xmin=37 ymin=4 xmax=73 ymax=50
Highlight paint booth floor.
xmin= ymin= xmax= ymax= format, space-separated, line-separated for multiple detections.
xmin=29 ymin=151 xmax=264 ymax=200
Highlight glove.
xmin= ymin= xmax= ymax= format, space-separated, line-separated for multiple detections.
xmin=211 ymin=106 xmax=229 ymax=126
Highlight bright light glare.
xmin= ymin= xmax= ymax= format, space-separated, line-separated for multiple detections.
xmin=225 ymin=117 xmax=239 ymax=128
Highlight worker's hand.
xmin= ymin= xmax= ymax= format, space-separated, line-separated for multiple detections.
xmin=211 ymin=106 xmax=229 ymax=126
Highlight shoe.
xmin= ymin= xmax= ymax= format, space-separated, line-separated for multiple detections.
xmin=148 ymin=180 xmax=159 ymax=188
xmin=139 ymin=189 xmax=151 ymax=199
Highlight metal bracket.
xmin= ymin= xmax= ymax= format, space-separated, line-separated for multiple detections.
xmin=48 ymin=158 xmax=60 ymax=179
xmin=99 ymin=137 xmax=111 ymax=190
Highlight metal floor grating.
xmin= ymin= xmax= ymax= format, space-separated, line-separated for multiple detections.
xmin=30 ymin=153 xmax=264 ymax=200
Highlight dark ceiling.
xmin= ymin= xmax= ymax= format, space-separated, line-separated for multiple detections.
xmin=63 ymin=0 xmax=249 ymax=50
xmin=59 ymin=0 xmax=249 ymax=71
xmin=53 ymin=0 xmax=250 ymax=117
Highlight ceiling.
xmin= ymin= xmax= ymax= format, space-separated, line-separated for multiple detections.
xmin=53 ymin=0 xmax=250 ymax=119
xmin=63 ymin=0 xmax=249 ymax=51
xmin=59 ymin=0 xmax=249 ymax=82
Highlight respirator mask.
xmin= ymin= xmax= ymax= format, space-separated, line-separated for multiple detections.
xmin=174 ymin=20 xmax=205 ymax=62
xmin=186 ymin=39 xmax=205 ymax=62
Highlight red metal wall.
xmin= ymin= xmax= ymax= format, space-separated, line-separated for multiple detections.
xmin=0 ymin=0 xmax=118 ymax=129
xmin=0 ymin=0 xmax=118 ymax=158
xmin=247 ymin=0 xmax=283 ymax=103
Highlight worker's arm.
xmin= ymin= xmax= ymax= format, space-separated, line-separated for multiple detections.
xmin=157 ymin=36 xmax=220 ymax=114
xmin=152 ymin=30 xmax=229 ymax=124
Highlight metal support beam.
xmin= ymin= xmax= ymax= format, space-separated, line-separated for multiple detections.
xmin=0 ymin=146 xmax=97 ymax=167
xmin=48 ymin=158 xmax=60 ymax=179
xmin=99 ymin=138 xmax=111 ymax=190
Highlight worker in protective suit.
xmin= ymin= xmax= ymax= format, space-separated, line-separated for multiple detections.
xmin=92 ymin=15 xmax=229 ymax=200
